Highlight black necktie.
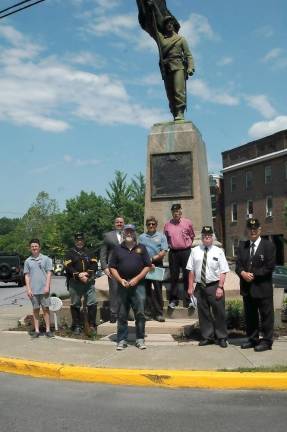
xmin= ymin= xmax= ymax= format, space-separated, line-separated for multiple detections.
xmin=201 ymin=247 xmax=208 ymax=287
xmin=250 ymin=242 xmax=255 ymax=258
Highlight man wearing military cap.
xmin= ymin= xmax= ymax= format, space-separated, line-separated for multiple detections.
xmin=236 ymin=218 xmax=276 ymax=352
xmin=164 ymin=203 xmax=195 ymax=309
xmin=187 ymin=226 xmax=229 ymax=347
xmin=64 ymin=232 xmax=98 ymax=335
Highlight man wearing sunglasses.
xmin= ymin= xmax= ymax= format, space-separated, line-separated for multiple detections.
xmin=139 ymin=217 xmax=168 ymax=322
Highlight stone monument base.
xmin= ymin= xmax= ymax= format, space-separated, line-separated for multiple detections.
xmin=144 ymin=121 xmax=213 ymax=239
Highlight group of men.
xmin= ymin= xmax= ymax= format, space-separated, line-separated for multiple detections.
xmin=24 ymin=203 xmax=276 ymax=354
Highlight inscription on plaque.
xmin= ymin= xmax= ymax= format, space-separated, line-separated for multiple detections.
xmin=151 ymin=152 xmax=193 ymax=199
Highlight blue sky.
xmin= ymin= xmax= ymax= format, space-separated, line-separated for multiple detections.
xmin=0 ymin=0 xmax=286 ymax=217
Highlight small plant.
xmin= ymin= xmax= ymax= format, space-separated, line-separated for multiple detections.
xmin=226 ymin=299 xmax=246 ymax=330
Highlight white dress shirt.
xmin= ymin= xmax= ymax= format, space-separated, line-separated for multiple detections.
xmin=250 ymin=236 xmax=261 ymax=255
xmin=186 ymin=244 xmax=229 ymax=283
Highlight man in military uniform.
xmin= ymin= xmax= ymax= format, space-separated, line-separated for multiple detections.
xmin=236 ymin=218 xmax=276 ymax=352
xmin=137 ymin=0 xmax=195 ymax=121
xmin=64 ymin=232 xmax=98 ymax=335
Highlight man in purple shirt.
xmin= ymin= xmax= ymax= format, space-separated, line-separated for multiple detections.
xmin=164 ymin=203 xmax=195 ymax=309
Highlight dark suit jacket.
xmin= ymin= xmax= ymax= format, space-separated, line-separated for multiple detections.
xmin=100 ymin=230 xmax=121 ymax=270
xmin=235 ymin=238 xmax=276 ymax=298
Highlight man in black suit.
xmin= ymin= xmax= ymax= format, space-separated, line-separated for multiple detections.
xmin=100 ymin=217 xmax=125 ymax=323
xmin=236 ymin=218 xmax=276 ymax=352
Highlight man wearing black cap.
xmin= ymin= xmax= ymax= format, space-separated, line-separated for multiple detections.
xmin=164 ymin=203 xmax=195 ymax=309
xmin=236 ymin=218 xmax=276 ymax=352
xmin=109 ymin=224 xmax=151 ymax=350
xmin=187 ymin=226 xmax=229 ymax=347
xmin=64 ymin=232 xmax=98 ymax=335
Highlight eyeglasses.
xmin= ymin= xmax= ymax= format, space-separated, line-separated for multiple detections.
xmin=147 ymin=222 xmax=156 ymax=226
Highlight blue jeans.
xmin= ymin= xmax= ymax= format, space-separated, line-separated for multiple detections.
xmin=117 ymin=283 xmax=146 ymax=343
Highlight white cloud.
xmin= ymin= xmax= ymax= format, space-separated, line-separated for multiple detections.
xmin=0 ymin=24 xmax=164 ymax=132
xmin=86 ymin=14 xmax=137 ymax=38
xmin=64 ymin=154 xmax=100 ymax=167
xmin=180 ymin=14 xmax=218 ymax=48
xmin=262 ymin=48 xmax=283 ymax=63
xmin=217 ymin=56 xmax=233 ymax=66
xmin=244 ymin=94 xmax=277 ymax=119
xmin=65 ymin=51 xmax=106 ymax=68
xmin=189 ymin=79 xmax=239 ymax=106
xmin=248 ymin=116 xmax=287 ymax=139
xmin=255 ymin=25 xmax=274 ymax=39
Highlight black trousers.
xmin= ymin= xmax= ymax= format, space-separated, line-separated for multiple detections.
xmin=145 ymin=279 xmax=164 ymax=317
xmin=243 ymin=295 xmax=274 ymax=346
xmin=195 ymin=282 xmax=227 ymax=340
xmin=168 ymin=248 xmax=191 ymax=304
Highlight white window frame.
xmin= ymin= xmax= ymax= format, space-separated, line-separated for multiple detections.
xmin=246 ymin=200 xmax=253 ymax=218
xmin=266 ymin=195 xmax=273 ymax=218
xmin=264 ymin=166 xmax=272 ymax=184
xmin=231 ymin=202 xmax=238 ymax=222
xmin=245 ymin=171 xmax=253 ymax=190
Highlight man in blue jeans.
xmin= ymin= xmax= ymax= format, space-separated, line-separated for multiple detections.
xmin=110 ymin=224 xmax=151 ymax=350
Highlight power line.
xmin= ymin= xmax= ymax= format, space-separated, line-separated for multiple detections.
xmin=0 ymin=0 xmax=46 ymax=19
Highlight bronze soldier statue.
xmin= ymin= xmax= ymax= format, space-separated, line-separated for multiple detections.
xmin=137 ymin=0 xmax=195 ymax=121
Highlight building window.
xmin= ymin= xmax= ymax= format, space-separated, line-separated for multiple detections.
xmin=233 ymin=239 xmax=239 ymax=257
xmin=230 ymin=176 xmax=236 ymax=192
xmin=245 ymin=171 xmax=253 ymax=190
xmin=246 ymin=200 xmax=253 ymax=218
xmin=264 ymin=166 xmax=272 ymax=184
xmin=231 ymin=203 xmax=237 ymax=222
xmin=266 ymin=196 xmax=273 ymax=218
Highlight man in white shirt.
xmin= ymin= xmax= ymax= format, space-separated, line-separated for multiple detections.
xmin=186 ymin=226 xmax=229 ymax=348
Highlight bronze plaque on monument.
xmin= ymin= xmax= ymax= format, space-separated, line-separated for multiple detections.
xmin=151 ymin=152 xmax=193 ymax=199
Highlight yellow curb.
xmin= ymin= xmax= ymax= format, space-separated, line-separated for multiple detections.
xmin=0 ymin=357 xmax=287 ymax=390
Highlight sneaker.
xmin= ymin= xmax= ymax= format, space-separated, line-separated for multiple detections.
xmin=135 ymin=339 xmax=147 ymax=350
xmin=45 ymin=331 xmax=54 ymax=338
xmin=116 ymin=340 xmax=128 ymax=351
xmin=168 ymin=301 xmax=177 ymax=309
xmin=31 ymin=331 xmax=40 ymax=338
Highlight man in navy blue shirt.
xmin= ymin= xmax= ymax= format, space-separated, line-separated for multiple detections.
xmin=110 ymin=224 xmax=151 ymax=350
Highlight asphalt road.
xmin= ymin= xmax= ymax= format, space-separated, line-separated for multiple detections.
xmin=0 ymin=276 xmax=68 ymax=307
xmin=0 ymin=374 xmax=287 ymax=432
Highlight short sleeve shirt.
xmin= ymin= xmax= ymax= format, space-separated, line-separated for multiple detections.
xmin=186 ymin=244 xmax=229 ymax=283
xmin=164 ymin=217 xmax=195 ymax=250
xmin=138 ymin=231 xmax=168 ymax=258
xmin=109 ymin=243 xmax=151 ymax=280
xmin=24 ymin=253 xmax=53 ymax=294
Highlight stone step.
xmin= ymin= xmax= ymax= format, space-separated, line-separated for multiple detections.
xmin=97 ymin=318 xmax=198 ymax=337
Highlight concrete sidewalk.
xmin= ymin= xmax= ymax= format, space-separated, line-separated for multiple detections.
xmin=0 ymin=302 xmax=287 ymax=390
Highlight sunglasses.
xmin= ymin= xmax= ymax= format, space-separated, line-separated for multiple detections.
xmin=147 ymin=222 xmax=156 ymax=226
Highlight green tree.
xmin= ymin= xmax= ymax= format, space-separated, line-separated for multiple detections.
xmin=60 ymin=191 xmax=111 ymax=253
xmin=0 ymin=217 xmax=20 ymax=236
xmin=106 ymin=170 xmax=131 ymax=218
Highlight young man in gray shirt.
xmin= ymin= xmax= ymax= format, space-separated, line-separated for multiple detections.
xmin=24 ymin=239 xmax=53 ymax=338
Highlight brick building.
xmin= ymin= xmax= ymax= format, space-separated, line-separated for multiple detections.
xmin=222 ymin=129 xmax=287 ymax=264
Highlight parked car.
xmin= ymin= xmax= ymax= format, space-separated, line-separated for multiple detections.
xmin=273 ymin=266 xmax=287 ymax=292
xmin=0 ymin=253 xmax=25 ymax=287
xmin=53 ymin=262 xmax=65 ymax=276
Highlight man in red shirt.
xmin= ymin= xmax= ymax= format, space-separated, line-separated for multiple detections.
xmin=164 ymin=204 xmax=195 ymax=309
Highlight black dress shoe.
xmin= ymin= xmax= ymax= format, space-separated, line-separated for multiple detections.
xmin=254 ymin=343 xmax=272 ymax=352
xmin=240 ymin=341 xmax=257 ymax=349
xmin=198 ymin=339 xmax=214 ymax=346
xmin=218 ymin=339 xmax=228 ymax=348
